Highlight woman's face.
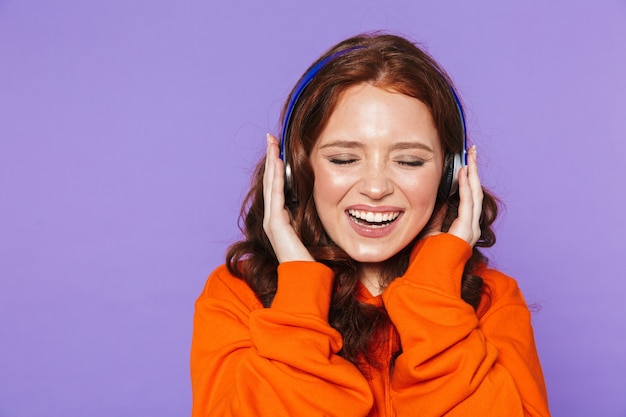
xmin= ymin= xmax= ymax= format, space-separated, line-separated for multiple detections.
xmin=310 ymin=83 xmax=443 ymax=265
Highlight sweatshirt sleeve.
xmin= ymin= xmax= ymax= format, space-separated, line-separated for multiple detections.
xmin=382 ymin=234 xmax=550 ymax=417
xmin=190 ymin=262 xmax=373 ymax=417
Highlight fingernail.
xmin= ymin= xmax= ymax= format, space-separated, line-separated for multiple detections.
xmin=266 ymin=133 xmax=272 ymax=144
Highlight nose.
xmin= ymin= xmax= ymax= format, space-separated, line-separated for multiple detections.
xmin=358 ymin=162 xmax=394 ymax=200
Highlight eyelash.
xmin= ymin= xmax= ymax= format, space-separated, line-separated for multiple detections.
xmin=329 ymin=158 xmax=425 ymax=167
xmin=397 ymin=160 xmax=425 ymax=167
xmin=329 ymin=158 xmax=358 ymax=165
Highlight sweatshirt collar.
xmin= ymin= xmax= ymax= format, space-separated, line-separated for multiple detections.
xmin=356 ymin=280 xmax=384 ymax=307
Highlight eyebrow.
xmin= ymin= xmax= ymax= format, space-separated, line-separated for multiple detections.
xmin=318 ymin=140 xmax=434 ymax=153
xmin=391 ymin=141 xmax=434 ymax=153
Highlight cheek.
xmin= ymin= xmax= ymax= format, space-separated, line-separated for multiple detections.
xmin=312 ymin=166 xmax=352 ymax=203
xmin=401 ymin=170 xmax=442 ymax=206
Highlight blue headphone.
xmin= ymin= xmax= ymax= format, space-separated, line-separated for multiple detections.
xmin=280 ymin=46 xmax=467 ymax=202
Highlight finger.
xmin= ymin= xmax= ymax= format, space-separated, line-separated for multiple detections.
xmin=466 ymin=146 xmax=483 ymax=239
xmin=264 ymin=134 xmax=290 ymax=240
xmin=263 ymin=134 xmax=278 ymax=230
xmin=466 ymin=146 xmax=482 ymax=201
xmin=267 ymin=134 xmax=285 ymax=210
xmin=270 ymin=158 xmax=286 ymax=218
xmin=263 ymin=135 xmax=274 ymax=202
xmin=456 ymin=165 xmax=473 ymax=229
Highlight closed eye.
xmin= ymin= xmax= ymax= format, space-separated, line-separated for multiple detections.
xmin=329 ymin=157 xmax=358 ymax=165
xmin=396 ymin=160 xmax=425 ymax=167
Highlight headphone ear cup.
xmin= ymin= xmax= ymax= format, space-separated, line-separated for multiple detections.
xmin=449 ymin=153 xmax=462 ymax=196
xmin=438 ymin=153 xmax=463 ymax=200
xmin=284 ymin=162 xmax=297 ymax=204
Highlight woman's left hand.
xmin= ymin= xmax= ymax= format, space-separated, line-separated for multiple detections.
xmin=447 ymin=146 xmax=483 ymax=247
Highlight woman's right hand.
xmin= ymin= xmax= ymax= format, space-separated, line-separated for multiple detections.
xmin=263 ymin=134 xmax=315 ymax=264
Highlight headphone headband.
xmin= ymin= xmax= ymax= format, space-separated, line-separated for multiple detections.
xmin=447 ymin=78 xmax=468 ymax=165
xmin=280 ymin=43 xmax=468 ymax=202
xmin=280 ymin=47 xmax=363 ymax=161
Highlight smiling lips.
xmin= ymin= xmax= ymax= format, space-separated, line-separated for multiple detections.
xmin=347 ymin=209 xmax=401 ymax=228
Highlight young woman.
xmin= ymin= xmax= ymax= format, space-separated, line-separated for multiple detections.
xmin=191 ymin=33 xmax=550 ymax=417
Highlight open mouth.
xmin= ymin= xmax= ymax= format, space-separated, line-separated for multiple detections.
xmin=347 ymin=209 xmax=401 ymax=228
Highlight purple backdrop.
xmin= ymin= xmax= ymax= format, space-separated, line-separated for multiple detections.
xmin=1 ymin=0 xmax=625 ymax=416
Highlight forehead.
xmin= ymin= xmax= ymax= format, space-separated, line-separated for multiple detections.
xmin=317 ymin=83 xmax=441 ymax=151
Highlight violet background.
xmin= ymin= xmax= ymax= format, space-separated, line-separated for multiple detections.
xmin=1 ymin=0 xmax=625 ymax=416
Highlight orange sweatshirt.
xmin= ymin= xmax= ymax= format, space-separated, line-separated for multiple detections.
xmin=191 ymin=234 xmax=550 ymax=416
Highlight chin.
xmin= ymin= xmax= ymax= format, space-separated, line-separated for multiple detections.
xmin=341 ymin=242 xmax=409 ymax=264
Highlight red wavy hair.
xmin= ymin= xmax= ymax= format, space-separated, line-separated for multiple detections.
xmin=226 ymin=32 xmax=499 ymax=367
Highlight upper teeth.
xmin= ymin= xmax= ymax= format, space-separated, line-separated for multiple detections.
xmin=348 ymin=209 xmax=400 ymax=223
